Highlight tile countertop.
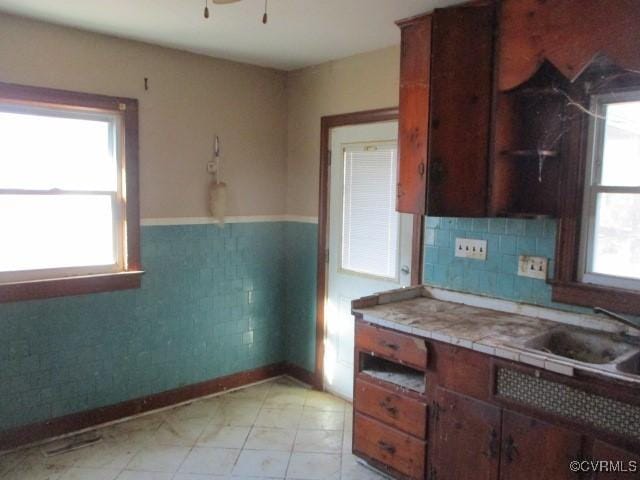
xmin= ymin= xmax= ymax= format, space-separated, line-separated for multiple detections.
xmin=352 ymin=285 xmax=640 ymax=385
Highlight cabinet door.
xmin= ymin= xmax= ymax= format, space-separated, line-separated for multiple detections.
xmin=427 ymin=3 xmax=495 ymax=217
xmin=396 ymin=15 xmax=431 ymax=215
xmin=591 ymin=441 xmax=640 ymax=480
xmin=499 ymin=410 xmax=582 ymax=480
xmin=431 ymin=388 xmax=501 ymax=480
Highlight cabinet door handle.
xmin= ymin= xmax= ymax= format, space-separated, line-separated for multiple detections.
xmin=418 ymin=162 xmax=425 ymax=176
xmin=505 ymin=435 xmax=518 ymax=463
xmin=377 ymin=440 xmax=396 ymax=455
xmin=488 ymin=429 xmax=499 ymax=459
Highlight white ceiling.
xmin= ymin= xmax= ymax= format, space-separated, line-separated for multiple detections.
xmin=0 ymin=0 xmax=464 ymax=71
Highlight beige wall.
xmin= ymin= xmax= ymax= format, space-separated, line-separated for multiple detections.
xmin=285 ymin=46 xmax=400 ymax=217
xmin=0 ymin=13 xmax=288 ymax=219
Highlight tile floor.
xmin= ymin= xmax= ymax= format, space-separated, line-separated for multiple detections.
xmin=0 ymin=377 xmax=385 ymax=480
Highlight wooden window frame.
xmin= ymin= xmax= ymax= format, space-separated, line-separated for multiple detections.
xmin=552 ymin=80 xmax=640 ymax=315
xmin=0 ymin=82 xmax=143 ymax=303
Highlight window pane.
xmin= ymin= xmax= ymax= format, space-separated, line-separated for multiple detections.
xmin=0 ymin=195 xmax=116 ymax=272
xmin=600 ymin=101 xmax=640 ymax=187
xmin=590 ymin=193 xmax=640 ymax=280
xmin=341 ymin=145 xmax=399 ymax=278
xmin=0 ymin=109 xmax=117 ymax=191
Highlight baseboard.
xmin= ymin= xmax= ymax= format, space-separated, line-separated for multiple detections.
xmin=0 ymin=362 xmax=289 ymax=452
xmin=283 ymin=362 xmax=316 ymax=388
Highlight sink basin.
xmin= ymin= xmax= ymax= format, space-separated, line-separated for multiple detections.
xmin=617 ymin=352 xmax=640 ymax=374
xmin=523 ymin=328 xmax=638 ymax=365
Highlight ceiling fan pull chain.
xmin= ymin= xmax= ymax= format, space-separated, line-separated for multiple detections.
xmin=262 ymin=0 xmax=268 ymax=24
xmin=204 ymin=0 xmax=210 ymax=19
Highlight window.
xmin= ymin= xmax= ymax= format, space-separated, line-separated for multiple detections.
xmin=340 ymin=142 xmax=399 ymax=279
xmin=579 ymin=90 xmax=640 ymax=291
xmin=0 ymin=82 xmax=142 ymax=302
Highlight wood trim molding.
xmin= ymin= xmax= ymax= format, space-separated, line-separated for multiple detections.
xmin=285 ymin=362 xmax=316 ymax=387
xmin=316 ymin=107 xmax=423 ymax=390
xmin=0 ymin=271 xmax=143 ymax=304
xmin=552 ymin=77 xmax=640 ymax=315
xmin=0 ymin=362 xmax=313 ymax=452
xmin=0 ymin=81 xmax=142 ymax=303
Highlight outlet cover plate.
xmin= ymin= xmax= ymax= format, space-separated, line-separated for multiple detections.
xmin=518 ymin=255 xmax=548 ymax=280
xmin=455 ymin=238 xmax=487 ymax=260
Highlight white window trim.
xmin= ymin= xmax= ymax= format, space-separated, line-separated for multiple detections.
xmin=0 ymin=103 xmax=126 ymax=284
xmin=578 ymin=89 xmax=640 ymax=291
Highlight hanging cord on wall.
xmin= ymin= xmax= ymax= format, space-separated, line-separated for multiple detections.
xmin=204 ymin=0 xmax=210 ymax=19
xmin=262 ymin=0 xmax=268 ymax=24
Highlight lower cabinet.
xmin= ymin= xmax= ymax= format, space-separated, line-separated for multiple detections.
xmin=499 ymin=410 xmax=582 ymax=480
xmin=431 ymin=390 xmax=583 ymax=480
xmin=431 ymin=388 xmax=500 ymax=480
xmin=353 ymin=320 xmax=640 ymax=480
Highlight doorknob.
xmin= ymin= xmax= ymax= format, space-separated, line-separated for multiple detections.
xmin=401 ymin=265 xmax=410 ymax=275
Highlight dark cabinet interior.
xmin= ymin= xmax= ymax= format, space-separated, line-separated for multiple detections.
xmin=490 ymin=63 xmax=571 ymax=218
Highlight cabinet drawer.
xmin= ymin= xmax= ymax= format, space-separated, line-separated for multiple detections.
xmin=354 ymin=413 xmax=426 ymax=480
xmin=356 ymin=322 xmax=428 ymax=370
xmin=355 ymin=379 xmax=428 ymax=439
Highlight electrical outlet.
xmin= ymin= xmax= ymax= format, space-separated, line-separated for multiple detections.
xmin=455 ymin=238 xmax=487 ymax=260
xmin=518 ymin=255 xmax=548 ymax=279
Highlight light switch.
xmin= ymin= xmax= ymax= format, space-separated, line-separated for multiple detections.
xmin=455 ymin=238 xmax=487 ymax=260
xmin=518 ymin=255 xmax=548 ymax=280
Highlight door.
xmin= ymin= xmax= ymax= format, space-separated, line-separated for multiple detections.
xmin=428 ymin=3 xmax=494 ymax=217
xmin=325 ymin=121 xmax=413 ymax=399
xmin=431 ymin=387 xmax=501 ymax=480
xmin=499 ymin=410 xmax=582 ymax=480
xmin=397 ymin=15 xmax=431 ymax=215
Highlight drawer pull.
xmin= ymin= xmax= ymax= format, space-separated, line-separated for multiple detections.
xmin=377 ymin=440 xmax=397 ymax=455
xmin=379 ymin=340 xmax=400 ymax=351
xmin=379 ymin=399 xmax=398 ymax=417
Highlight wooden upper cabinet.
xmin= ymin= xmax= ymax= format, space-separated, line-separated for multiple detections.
xmin=499 ymin=411 xmax=583 ymax=480
xmin=498 ymin=0 xmax=640 ymax=91
xmin=396 ymin=14 xmax=431 ymax=215
xmin=396 ymin=4 xmax=495 ymax=217
xmin=427 ymin=3 xmax=495 ymax=217
xmin=431 ymin=388 xmax=501 ymax=480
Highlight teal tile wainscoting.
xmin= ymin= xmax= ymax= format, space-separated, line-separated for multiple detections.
xmin=284 ymin=222 xmax=318 ymax=374
xmin=423 ymin=217 xmax=587 ymax=312
xmin=0 ymin=221 xmax=321 ymax=433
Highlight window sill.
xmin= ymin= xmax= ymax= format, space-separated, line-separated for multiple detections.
xmin=0 ymin=271 xmax=144 ymax=303
xmin=551 ymin=281 xmax=640 ymax=316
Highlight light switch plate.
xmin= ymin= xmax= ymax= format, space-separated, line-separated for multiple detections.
xmin=518 ymin=255 xmax=548 ymax=280
xmin=455 ymin=238 xmax=487 ymax=260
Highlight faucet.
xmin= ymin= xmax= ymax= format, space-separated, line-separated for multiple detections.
xmin=593 ymin=307 xmax=640 ymax=335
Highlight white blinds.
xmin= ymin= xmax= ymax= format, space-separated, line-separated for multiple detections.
xmin=341 ymin=143 xmax=399 ymax=279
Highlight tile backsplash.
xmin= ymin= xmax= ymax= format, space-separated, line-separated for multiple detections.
xmin=423 ymin=217 xmax=566 ymax=309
